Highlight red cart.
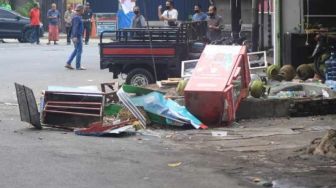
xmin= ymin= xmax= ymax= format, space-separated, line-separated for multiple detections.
xmin=184 ymin=45 xmax=251 ymax=126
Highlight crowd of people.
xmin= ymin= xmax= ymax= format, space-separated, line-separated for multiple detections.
xmin=27 ymin=2 xmax=92 ymax=70
xmin=131 ymin=1 xmax=223 ymax=42
xmin=25 ymin=1 xmax=222 ymax=71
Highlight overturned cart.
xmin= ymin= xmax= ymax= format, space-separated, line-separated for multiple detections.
xmin=184 ymin=45 xmax=251 ymax=126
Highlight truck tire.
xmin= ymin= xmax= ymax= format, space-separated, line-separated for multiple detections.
xmin=126 ymin=68 xmax=154 ymax=86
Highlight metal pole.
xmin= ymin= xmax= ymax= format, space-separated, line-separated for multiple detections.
xmin=231 ymin=0 xmax=241 ymax=42
xmin=274 ymin=0 xmax=282 ymax=66
xmin=267 ymin=0 xmax=272 ymax=48
xmin=252 ymin=0 xmax=260 ymax=51
xmin=260 ymin=0 xmax=265 ymax=50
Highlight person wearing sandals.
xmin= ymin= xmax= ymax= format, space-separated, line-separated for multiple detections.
xmin=47 ymin=3 xmax=60 ymax=45
xmin=65 ymin=4 xmax=86 ymax=70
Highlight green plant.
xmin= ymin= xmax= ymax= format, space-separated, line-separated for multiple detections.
xmin=15 ymin=0 xmax=36 ymax=17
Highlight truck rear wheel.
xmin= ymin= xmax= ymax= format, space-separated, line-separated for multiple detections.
xmin=126 ymin=68 xmax=154 ymax=86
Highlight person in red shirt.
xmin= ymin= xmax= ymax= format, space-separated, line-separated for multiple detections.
xmin=29 ymin=3 xmax=41 ymax=44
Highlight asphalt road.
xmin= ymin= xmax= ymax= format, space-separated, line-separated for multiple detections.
xmin=0 ymin=40 xmax=249 ymax=188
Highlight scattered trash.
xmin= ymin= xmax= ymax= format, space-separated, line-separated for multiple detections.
xmin=2 ymin=102 xmax=18 ymax=106
xmin=168 ymin=162 xmax=182 ymax=167
xmin=307 ymin=129 xmax=336 ymax=158
xmin=129 ymin=91 xmax=207 ymax=129
xmin=322 ymin=89 xmax=330 ymax=98
xmin=211 ymin=131 xmax=228 ymax=137
xmin=261 ymin=181 xmax=273 ymax=187
xmin=117 ymin=87 xmax=149 ymax=129
xmin=74 ymin=121 xmax=134 ymax=137
xmin=160 ymin=78 xmax=182 ymax=86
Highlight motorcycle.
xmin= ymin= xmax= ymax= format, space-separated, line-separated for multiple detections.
xmin=311 ymin=29 xmax=336 ymax=81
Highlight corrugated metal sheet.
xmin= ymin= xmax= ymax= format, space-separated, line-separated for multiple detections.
xmin=137 ymin=0 xmax=211 ymax=21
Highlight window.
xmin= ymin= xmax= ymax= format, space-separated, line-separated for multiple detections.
xmin=0 ymin=9 xmax=16 ymax=19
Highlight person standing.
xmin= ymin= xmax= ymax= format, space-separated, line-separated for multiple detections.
xmin=29 ymin=3 xmax=41 ymax=45
xmin=65 ymin=4 xmax=85 ymax=70
xmin=158 ymin=1 xmax=178 ymax=27
xmin=82 ymin=2 xmax=93 ymax=45
xmin=192 ymin=4 xmax=207 ymax=22
xmin=47 ymin=3 xmax=60 ymax=45
xmin=64 ymin=4 xmax=74 ymax=45
xmin=207 ymin=5 xmax=223 ymax=42
xmin=131 ymin=6 xmax=146 ymax=28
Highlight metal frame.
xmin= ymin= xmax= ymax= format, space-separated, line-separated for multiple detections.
xmin=247 ymin=51 xmax=268 ymax=75
xmin=181 ymin=59 xmax=199 ymax=78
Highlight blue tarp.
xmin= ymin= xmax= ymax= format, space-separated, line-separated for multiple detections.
xmin=130 ymin=92 xmax=207 ymax=129
xmin=117 ymin=9 xmax=135 ymax=29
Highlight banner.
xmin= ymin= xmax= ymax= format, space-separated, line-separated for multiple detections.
xmin=119 ymin=0 xmax=135 ymax=14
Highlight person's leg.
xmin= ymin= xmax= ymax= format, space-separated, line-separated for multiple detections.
xmin=29 ymin=27 xmax=35 ymax=44
xmin=35 ymin=26 xmax=40 ymax=44
xmin=66 ymin=43 xmax=78 ymax=66
xmin=85 ymin=23 xmax=91 ymax=44
xmin=75 ymin=39 xmax=83 ymax=69
xmin=47 ymin=24 xmax=52 ymax=44
xmin=66 ymin=27 xmax=71 ymax=44
xmin=54 ymin=26 xmax=59 ymax=44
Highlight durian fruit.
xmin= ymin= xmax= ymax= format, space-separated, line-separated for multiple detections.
xmin=250 ymin=80 xmax=265 ymax=98
xmin=279 ymin=65 xmax=296 ymax=81
xmin=296 ymin=64 xmax=315 ymax=80
xmin=266 ymin=64 xmax=280 ymax=80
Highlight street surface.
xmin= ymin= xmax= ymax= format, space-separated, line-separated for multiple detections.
xmin=0 ymin=39 xmax=250 ymax=188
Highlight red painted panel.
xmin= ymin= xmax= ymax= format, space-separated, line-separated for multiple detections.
xmin=184 ymin=45 xmax=250 ymax=126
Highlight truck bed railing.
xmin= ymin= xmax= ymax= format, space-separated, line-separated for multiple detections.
xmin=100 ymin=21 xmax=208 ymax=44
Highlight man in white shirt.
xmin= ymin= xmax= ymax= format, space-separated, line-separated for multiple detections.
xmin=158 ymin=1 xmax=178 ymax=27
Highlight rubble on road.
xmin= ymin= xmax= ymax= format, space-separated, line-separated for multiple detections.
xmin=118 ymin=85 xmax=207 ymax=129
xmin=74 ymin=121 xmax=135 ymax=137
xmin=307 ymin=129 xmax=336 ymax=158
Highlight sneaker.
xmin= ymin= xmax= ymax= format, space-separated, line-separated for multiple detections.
xmin=64 ymin=64 xmax=74 ymax=70
xmin=85 ymin=42 xmax=88 ymax=45
xmin=54 ymin=42 xmax=58 ymax=45
xmin=76 ymin=67 xmax=86 ymax=70
xmin=67 ymin=42 xmax=71 ymax=45
xmin=47 ymin=42 xmax=50 ymax=45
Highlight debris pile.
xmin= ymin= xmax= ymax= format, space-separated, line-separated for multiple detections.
xmin=307 ymin=129 xmax=336 ymax=158
xmin=15 ymin=81 xmax=208 ymax=136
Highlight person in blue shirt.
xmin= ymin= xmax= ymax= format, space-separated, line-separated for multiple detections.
xmin=192 ymin=4 xmax=207 ymax=22
xmin=65 ymin=4 xmax=85 ymax=70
